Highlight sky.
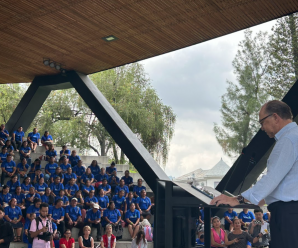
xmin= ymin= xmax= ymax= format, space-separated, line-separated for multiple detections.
xmin=141 ymin=20 xmax=276 ymax=178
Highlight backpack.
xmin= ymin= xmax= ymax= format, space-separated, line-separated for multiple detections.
xmin=144 ymin=226 xmax=153 ymax=242
xmin=28 ymin=217 xmax=41 ymax=244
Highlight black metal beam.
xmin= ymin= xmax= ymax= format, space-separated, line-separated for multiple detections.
xmin=67 ymin=71 xmax=169 ymax=192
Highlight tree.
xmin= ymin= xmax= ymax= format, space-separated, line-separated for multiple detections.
xmin=31 ymin=63 xmax=176 ymax=166
xmin=266 ymin=13 xmax=298 ymax=99
xmin=214 ymin=30 xmax=270 ymax=157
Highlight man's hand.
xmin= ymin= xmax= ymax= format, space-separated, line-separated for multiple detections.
xmin=210 ymin=194 xmax=239 ymax=206
xmin=74 ymin=221 xmax=77 ymax=226
xmin=68 ymin=219 xmax=73 ymax=225
xmin=41 ymin=226 xmax=48 ymax=233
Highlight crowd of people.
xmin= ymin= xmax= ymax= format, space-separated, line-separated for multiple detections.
xmin=0 ymin=126 xmax=154 ymax=248
xmin=196 ymin=207 xmax=271 ymax=247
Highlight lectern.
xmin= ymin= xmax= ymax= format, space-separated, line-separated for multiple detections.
xmin=154 ymin=180 xmax=259 ymax=248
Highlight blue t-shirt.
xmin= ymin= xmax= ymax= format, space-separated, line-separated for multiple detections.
xmin=0 ymin=130 xmax=9 ymax=141
xmin=5 ymin=206 xmax=22 ymax=221
xmin=88 ymin=165 xmax=100 ymax=176
xmin=13 ymin=193 xmax=25 ymax=205
xmin=121 ymin=176 xmax=133 ymax=186
xmin=27 ymin=205 xmax=40 ymax=217
xmin=115 ymin=185 xmax=129 ymax=195
xmin=65 ymin=205 xmax=81 ymax=221
xmin=41 ymin=194 xmax=50 ymax=204
xmin=111 ymin=194 xmax=126 ymax=209
xmin=106 ymin=167 xmax=117 ymax=175
xmin=7 ymin=180 xmax=21 ymax=193
xmin=98 ymin=184 xmax=111 ymax=192
xmin=73 ymin=165 xmax=85 ymax=176
xmin=238 ymin=211 xmax=255 ymax=223
xmin=20 ymin=146 xmax=31 ymax=158
xmin=196 ymin=239 xmax=204 ymax=245
xmin=29 ymin=162 xmax=41 ymax=172
xmin=65 ymin=184 xmax=79 ymax=196
xmin=108 ymin=176 xmax=120 ymax=185
xmin=28 ymin=132 xmax=40 ymax=143
xmin=50 ymin=183 xmax=64 ymax=196
xmin=136 ymin=197 xmax=151 ymax=210
xmin=25 ymin=193 xmax=41 ymax=208
xmin=69 ymin=155 xmax=81 ymax=167
xmin=55 ymin=195 xmax=69 ymax=205
xmin=97 ymin=195 xmax=109 ymax=209
xmin=45 ymin=150 xmax=57 ymax=160
xmin=224 ymin=210 xmax=238 ymax=224
xmin=60 ymin=150 xmax=71 ymax=156
xmin=45 ymin=163 xmax=58 ymax=174
xmin=125 ymin=209 xmax=140 ymax=223
xmin=17 ymin=163 xmax=29 ymax=172
xmin=21 ymin=183 xmax=33 ymax=192
xmin=263 ymin=213 xmax=269 ymax=221
xmin=35 ymin=183 xmax=48 ymax=192
xmin=3 ymin=145 xmax=14 ymax=152
xmin=0 ymin=193 xmax=12 ymax=204
xmin=86 ymin=209 xmax=101 ymax=222
xmin=60 ymin=163 xmax=71 ymax=173
xmin=50 ymin=173 xmax=65 ymax=181
xmin=41 ymin=135 xmax=53 ymax=142
xmin=95 ymin=173 xmax=109 ymax=182
xmin=133 ymin=186 xmax=146 ymax=197
xmin=81 ymin=173 xmax=94 ymax=183
xmin=1 ymin=160 xmax=16 ymax=173
xmin=13 ymin=130 xmax=24 ymax=142
xmin=0 ymin=152 xmax=8 ymax=162
xmin=84 ymin=196 xmax=98 ymax=209
xmin=64 ymin=173 xmax=77 ymax=185
xmin=103 ymin=209 xmax=121 ymax=223
xmin=51 ymin=206 xmax=65 ymax=220
xmin=126 ymin=197 xmax=136 ymax=210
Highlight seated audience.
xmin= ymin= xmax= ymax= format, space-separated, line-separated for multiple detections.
xmin=133 ymin=179 xmax=146 ymax=198
xmin=11 ymin=126 xmax=24 ymax=151
xmin=4 ymin=140 xmax=15 ymax=156
xmin=0 ymin=185 xmax=12 ymax=207
xmin=84 ymin=189 xmax=98 ymax=210
xmin=112 ymin=190 xmax=126 ymax=216
xmin=100 ymin=224 xmax=116 ymax=248
xmin=31 ymin=168 xmax=44 ymax=184
xmin=65 ymin=198 xmax=85 ymax=236
xmin=25 ymin=187 xmax=41 ymax=208
xmin=131 ymin=230 xmax=147 ymax=248
xmin=0 ymin=124 xmax=9 ymax=146
xmin=27 ymin=128 xmax=40 ymax=152
xmin=60 ymin=145 xmax=71 ymax=159
xmin=41 ymin=187 xmax=54 ymax=206
xmin=248 ymin=209 xmax=270 ymax=247
xmin=21 ymin=176 xmax=33 ymax=194
xmin=115 ymin=179 xmax=129 ymax=197
xmin=94 ymin=168 xmax=109 ymax=183
xmin=108 ymin=170 xmax=119 ymax=194
xmin=64 ymin=167 xmax=77 ymax=185
xmin=239 ymin=208 xmax=255 ymax=228
xmin=97 ymin=179 xmax=111 ymax=197
xmin=59 ymin=229 xmax=75 ymax=248
xmin=97 ymin=188 xmax=109 ymax=212
xmin=69 ymin=150 xmax=81 ymax=168
xmin=226 ymin=218 xmax=259 ymax=247
xmin=0 ymin=146 xmax=8 ymax=163
xmin=78 ymin=226 xmax=94 ymax=248
xmin=224 ymin=208 xmax=238 ymax=231
xmin=26 ymin=198 xmax=41 ymax=220
xmin=50 ymin=166 xmax=65 ymax=184
xmin=211 ymin=216 xmax=225 ymax=247
xmin=19 ymin=141 xmax=32 ymax=166
xmin=125 ymin=202 xmax=140 ymax=239
xmin=136 ymin=190 xmax=152 ymax=220
xmin=72 ymin=160 xmax=85 ymax=182
xmin=41 ymin=131 xmax=53 ymax=150
xmin=1 ymin=154 xmax=16 ymax=186
xmin=196 ymin=234 xmax=204 ymax=245
xmin=81 ymin=179 xmax=95 ymax=198
xmin=17 ymin=158 xmax=29 ymax=179
xmin=88 ymin=160 xmax=100 ymax=176
xmin=60 ymin=156 xmax=71 ymax=174
xmin=126 ymin=192 xmax=136 ymax=214
xmin=27 ymin=159 xmax=41 ymax=179
xmin=45 ymin=156 xmax=58 ymax=181
xmin=4 ymin=198 xmax=23 ymax=242
xmin=13 ymin=186 xmax=26 ymax=212
xmin=103 ymin=201 xmax=121 ymax=228
xmin=45 ymin=144 xmax=57 ymax=161
xmin=106 ymin=161 xmax=117 ymax=177
xmin=7 ymin=175 xmax=20 ymax=194
xmin=50 ymin=176 xmax=65 ymax=197
xmin=65 ymin=178 xmax=79 ymax=197
xmin=85 ymin=204 xmax=102 ymax=241
xmin=35 ymin=177 xmax=48 ymax=196
xmin=81 ymin=168 xmax=94 ymax=185
xmin=121 ymin=170 xmax=134 ymax=191
xmin=51 ymin=199 xmax=66 ymax=235
xmin=55 ymin=189 xmax=69 ymax=207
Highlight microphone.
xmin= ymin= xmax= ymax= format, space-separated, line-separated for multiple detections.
xmin=221 ymin=147 xmax=246 ymax=195
xmin=238 ymin=152 xmax=256 ymax=195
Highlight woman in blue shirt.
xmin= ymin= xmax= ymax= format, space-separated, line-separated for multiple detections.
xmin=19 ymin=141 xmax=32 ymax=166
xmin=7 ymin=175 xmax=21 ymax=194
xmin=125 ymin=192 xmax=136 ymax=213
xmin=88 ymin=160 xmax=100 ymax=176
xmin=26 ymin=198 xmax=41 ymax=220
xmin=81 ymin=168 xmax=94 ymax=184
xmin=4 ymin=198 xmax=23 ymax=242
xmin=35 ymin=177 xmax=48 ymax=196
xmin=13 ymin=186 xmax=26 ymax=217
xmin=81 ymin=179 xmax=95 ymax=197
xmin=0 ymin=124 xmax=9 ymax=146
xmin=69 ymin=150 xmax=80 ymax=168
xmin=45 ymin=144 xmax=57 ymax=161
xmin=55 ymin=189 xmax=69 ymax=207
xmin=0 ymin=146 xmax=8 ymax=163
xmin=4 ymin=140 xmax=15 ymax=156
xmin=0 ymin=185 xmax=12 ymax=207
xmin=136 ymin=189 xmax=152 ymax=220
xmin=97 ymin=189 xmax=109 ymax=212
xmin=50 ymin=176 xmax=65 ymax=197
xmin=25 ymin=186 xmax=41 ymax=208
xmin=103 ymin=201 xmax=121 ymax=227
xmin=125 ymin=202 xmax=140 ymax=239
xmin=21 ymin=176 xmax=33 ymax=194
xmin=41 ymin=187 xmax=55 ymax=206
xmin=84 ymin=189 xmax=98 ymax=210
xmin=41 ymin=131 xmax=53 ymax=150
xmin=64 ymin=167 xmax=77 ymax=185
xmin=50 ymin=166 xmax=65 ymax=184
xmin=65 ymin=178 xmax=79 ymax=197
xmin=17 ymin=157 xmax=29 ymax=179
xmin=27 ymin=158 xmax=41 ymax=180
xmin=112 ymin=190 xmax=126 ymax=216
xmin=11 ymin=126 xmax=24 ymax=151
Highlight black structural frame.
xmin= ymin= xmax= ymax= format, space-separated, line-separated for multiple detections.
xmin=6 ymin=71 xmax=169 ymax=192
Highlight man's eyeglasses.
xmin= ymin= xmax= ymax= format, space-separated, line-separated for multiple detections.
xmin=259 ymin=114 xmax=273 ymax=126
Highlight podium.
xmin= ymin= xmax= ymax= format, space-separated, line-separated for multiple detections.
xmin=154 ymin=180 xmax=259 ymax=248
